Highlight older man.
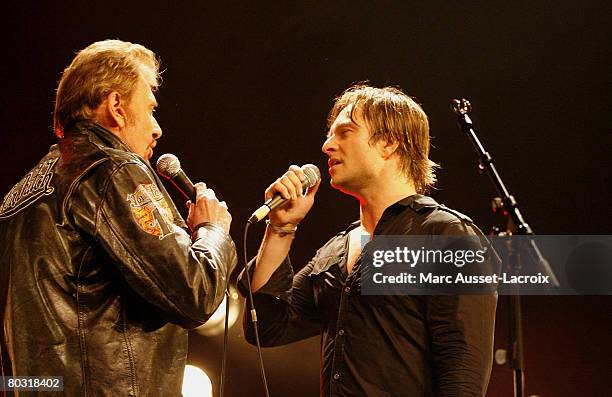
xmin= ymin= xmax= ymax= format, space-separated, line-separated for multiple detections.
xmin=242 ymin=85 xmax=497 ymax=396
xmin=0 ymin=40 xmax=236 ymax=395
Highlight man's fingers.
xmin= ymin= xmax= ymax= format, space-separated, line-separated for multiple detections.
xmin=264 ymin=166 xmax=314 ymax=202
xmin=278 ymin=175 xmax=300 ymax=200
xmin=196 ymin=186 xmax=217 ymax=202
xmin=284 ymin=170 xmax=303 ymax=199
xmin=288 ymin=165 xmax=305 ymax=182
xmin=305 ymin=176 xmax=322 ymax=197
xmin=203 ymin=188 xmax=217 ymax=201
xmin=271 ymin=179 xmax=292 ymax=200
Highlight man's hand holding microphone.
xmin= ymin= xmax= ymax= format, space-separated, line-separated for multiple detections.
xmin=261 ymin=164 xmax=321 ymax=231
xmin=187 ymin=182 xmax=232 ymax=235
xmin=157 ymin=153 xmax=232 ymax=235
xmin=248 ymin=164 xmax=321 ymax=291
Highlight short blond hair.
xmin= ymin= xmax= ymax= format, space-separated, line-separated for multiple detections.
xmin=53 ymin=39 xmax=160 ymax=137
xmin=327 ymin=84 xmax=438 ymax=193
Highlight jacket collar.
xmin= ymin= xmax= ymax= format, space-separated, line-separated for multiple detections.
xmin=68 ymin=120 xmax=134 ymax=154
xmin=393 ymin=194 xmax=439 ymax=213
xmin=339 ymin=194 xmax=439 ymax=236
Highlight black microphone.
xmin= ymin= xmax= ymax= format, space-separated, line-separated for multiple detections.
xmin=156 ymin=154 xmax=196 ymax=202
xmin=248 ymin=164 xmax=321 ymax=224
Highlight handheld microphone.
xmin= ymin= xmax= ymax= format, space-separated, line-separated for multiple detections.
xmin=156 ymin=154 xmax=196 ymax=202
xmin=248 ymin=164 xmax=321 ymax=224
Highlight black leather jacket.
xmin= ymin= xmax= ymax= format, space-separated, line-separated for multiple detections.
xmin=0 ymin=121 xmax=237 ymax=396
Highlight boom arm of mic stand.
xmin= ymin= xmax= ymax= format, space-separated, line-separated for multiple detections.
xmin=451 ymin=98 xmax=559 ymax=397
xmin=451 ymin=99 xmax=559 ymax=288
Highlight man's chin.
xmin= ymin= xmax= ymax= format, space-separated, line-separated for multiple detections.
xmin=143 ymin=149 xmax=153 ymax=161
xmin=330 ymin=178 xmax=360 ymax=197
xmin=330 ymin=178 xmax=345 ymax=191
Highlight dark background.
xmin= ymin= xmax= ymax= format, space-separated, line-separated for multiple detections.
xmin=3 ymin=1 xmax=611 ymax=396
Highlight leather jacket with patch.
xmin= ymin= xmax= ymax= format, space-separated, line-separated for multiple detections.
xmin=0 ymin=121 xmax=237 ymax=396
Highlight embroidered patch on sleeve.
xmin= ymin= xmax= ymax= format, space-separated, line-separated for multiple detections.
xmin=126 ymin=183 xmax=175 ymax=239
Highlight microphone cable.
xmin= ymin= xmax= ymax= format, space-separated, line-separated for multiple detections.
xmin=219 ymin=285 xmax=230 ymax=397
xmin=239 ymin=164 xmax=319 ymax=397
xmin=155 ymin=154 xmax=259 ymax=396
xmin=242 ymin=221 xmax=271 ymax=397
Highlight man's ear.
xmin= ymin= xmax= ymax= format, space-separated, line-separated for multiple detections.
xmin=105 ymin=91 xmax=128 ymax=128
xmin=378 ymin=139 xmax=400 ymax=159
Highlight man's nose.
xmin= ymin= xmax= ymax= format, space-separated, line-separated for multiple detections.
xmin=322 ymin=135 xmax=336 ymax=153
xmin=152 ymin=117 xmax=162 ymax=139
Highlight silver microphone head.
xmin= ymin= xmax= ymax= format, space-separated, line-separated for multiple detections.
xmin=301 ymin=164 xmax=321 ymax=188
xmin=156 ymin=153 xmax=182 ymax=179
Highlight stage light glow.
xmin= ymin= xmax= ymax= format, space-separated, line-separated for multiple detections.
xmin=195 ymin=285 xmax=240 ymax=336
xmin=182 ymin=364 xmax=212 ymax=397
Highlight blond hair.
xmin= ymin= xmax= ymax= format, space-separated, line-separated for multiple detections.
xmin=327 ymin=84 xmax=438 ymax=193
xmin=53 ymin=39 xmax=160 ymax=137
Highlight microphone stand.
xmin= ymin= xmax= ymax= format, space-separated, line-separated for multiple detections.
xmin=450 ymin=99 xmax=559 ymax=397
